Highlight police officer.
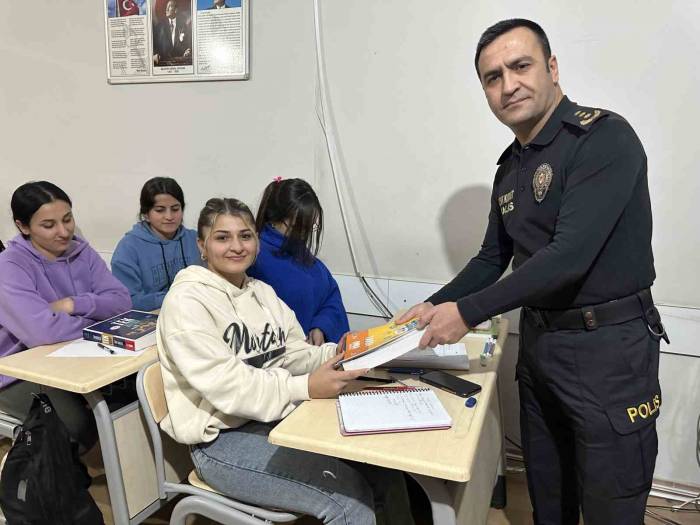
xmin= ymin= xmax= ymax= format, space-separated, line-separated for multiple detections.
xmin=400 ymin=18 xmax=666 ymax=525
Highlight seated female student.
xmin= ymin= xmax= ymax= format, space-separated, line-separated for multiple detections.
xmin=157 ymin=198 xmax=414 ymax=524
xmin=0 ymin=181 xmax=132 ymax=451
xmin=248 ymin=178 xmax=349 ymax=344
xmin=111 ymin=177 xmax=200 ymax=311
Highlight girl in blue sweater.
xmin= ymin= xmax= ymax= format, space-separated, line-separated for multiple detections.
xmin=248 ymin=178 xmax=349 ymax=344
xmin=111 ymin=177 xmax=200 ymax=311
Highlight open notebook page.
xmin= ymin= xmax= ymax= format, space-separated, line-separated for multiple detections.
xmin=337 ymin=387 xmax=452 ymax=434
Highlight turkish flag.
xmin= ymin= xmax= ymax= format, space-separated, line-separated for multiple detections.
xmin=116 ymin=0 xmax=140 ymax=16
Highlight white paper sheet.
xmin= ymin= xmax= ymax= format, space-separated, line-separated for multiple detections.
xmin=48 ymin=339 xmax=146 ymax=358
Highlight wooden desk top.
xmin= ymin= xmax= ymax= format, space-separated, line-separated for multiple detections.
xmin=0 ymin=342 xmax=157 ymax=394
xmin=269 ymin=318 xmax=509 ymax=482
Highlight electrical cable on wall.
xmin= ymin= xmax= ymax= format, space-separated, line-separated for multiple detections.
xmin=312 ymin=0 xmax=392 ymax=319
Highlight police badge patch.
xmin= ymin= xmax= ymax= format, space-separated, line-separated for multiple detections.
xmin=532 ymin=163 xmax=553 ymax=203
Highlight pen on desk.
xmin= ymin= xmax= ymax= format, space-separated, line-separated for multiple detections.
xmin=97 ymin=342 xmax=115 ymax=355
xmin=481 ymin=340 xmax=490 ymax=356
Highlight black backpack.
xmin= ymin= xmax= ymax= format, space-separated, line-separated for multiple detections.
xmin=0 ymin=393 xmax=104 ymax=525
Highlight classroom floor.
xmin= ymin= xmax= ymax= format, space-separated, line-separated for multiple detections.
xmin=0 ymin=438 xmax=697 ymax=524
xmin=95 ymin=467 xmax=700 ymax=525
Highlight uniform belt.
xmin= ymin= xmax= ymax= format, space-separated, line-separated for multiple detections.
xmin=523 ymin=289 xmax=669 ymax=342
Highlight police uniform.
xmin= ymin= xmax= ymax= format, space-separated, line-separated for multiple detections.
xmin=428 ymin=96 xmax=666 ymax=524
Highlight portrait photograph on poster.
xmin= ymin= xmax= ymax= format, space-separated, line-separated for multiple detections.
xmin=103 ymin=0 xmax=248 ymax=83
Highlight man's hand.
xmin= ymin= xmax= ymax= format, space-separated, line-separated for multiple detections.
xmin=308 ymin=354 xmax=366 ymax=398
xmin=49 ymin=297 xmax=74 ymax=315
xmin=396 ymin=301 xmax=434 ymax=328
xmin=417 ymin=302 xmax=469 ymax=348
xmin=306 ymin=328 xmax=325 ymax=346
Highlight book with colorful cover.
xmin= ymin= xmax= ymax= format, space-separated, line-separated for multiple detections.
xmin=337 ymin=318 xmax=423 ymax=371
xmin=82 ymin=310 xmax=158 ymax=351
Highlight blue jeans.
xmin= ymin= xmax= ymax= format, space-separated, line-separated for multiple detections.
xmin=191 ymin=421 xmax=415 ymax=525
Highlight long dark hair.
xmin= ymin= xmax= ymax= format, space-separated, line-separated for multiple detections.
xmin=11 ymin=181 xmax=73 ymax=239
xmin=139 ymin=177 xmax=185 ymax=219
xmin=255 ymin=178 xmax=323 ymax=266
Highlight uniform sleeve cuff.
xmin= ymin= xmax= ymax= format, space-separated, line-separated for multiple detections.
xmin=456 ymin=296 xmax=489 ymax=328
xmin=288 ymin=374 xmax=310 ymax=402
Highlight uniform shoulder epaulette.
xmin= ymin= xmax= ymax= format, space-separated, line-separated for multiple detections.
xmin=563 ymin=105 xmax=610 ymax=132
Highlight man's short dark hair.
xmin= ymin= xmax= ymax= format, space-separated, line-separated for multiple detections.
xmin=474 ymin=19 xmax=551 ymax=77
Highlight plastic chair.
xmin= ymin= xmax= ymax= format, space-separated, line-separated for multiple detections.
xmin=136 ymin=362 xmax=299 ymax=525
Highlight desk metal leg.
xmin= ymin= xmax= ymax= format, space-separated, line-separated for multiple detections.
xmin=85 ymin=391 xmax=130 ymax=525
xmin=409 ymin=474 xmax=456 ymax=525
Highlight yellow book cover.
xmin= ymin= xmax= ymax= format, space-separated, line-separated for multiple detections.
xmin=343 ymin=318 xmax=419 ymax=361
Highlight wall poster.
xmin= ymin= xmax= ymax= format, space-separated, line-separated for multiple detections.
xmin=104 ymin=0 xmax=249 ymax=83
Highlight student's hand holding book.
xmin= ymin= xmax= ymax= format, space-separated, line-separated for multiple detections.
xmin=309 ymin=354 xmax=367 ymax=399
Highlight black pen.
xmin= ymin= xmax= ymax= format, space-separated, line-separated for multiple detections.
xmin=97 ymin=342 xmax=116 ymax=355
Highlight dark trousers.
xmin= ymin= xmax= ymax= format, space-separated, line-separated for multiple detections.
xmin=518 ymin=313 xmax=660 ymax=525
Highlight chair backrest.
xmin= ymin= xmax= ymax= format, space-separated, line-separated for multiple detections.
xmin=142 ymin=362 xmax=168 ymax=423
xmin=136 ymin=361 xmax=170 ymax=499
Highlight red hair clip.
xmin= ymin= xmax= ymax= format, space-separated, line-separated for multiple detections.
xmin=273 ymin=176 xmax=283 ymax=183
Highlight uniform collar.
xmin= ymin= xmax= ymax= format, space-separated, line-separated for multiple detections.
xmin=496 ymin=96 xmax=574 ymax=165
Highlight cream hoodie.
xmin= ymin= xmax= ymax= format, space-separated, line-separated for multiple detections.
xmin=157 ymin=265 xmax=337 ymax=445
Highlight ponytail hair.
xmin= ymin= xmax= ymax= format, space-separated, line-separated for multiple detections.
xmin=255 ymin=178 xmax=323 ymax=266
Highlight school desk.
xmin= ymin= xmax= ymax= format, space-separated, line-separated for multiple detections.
xmin=0 ymin=342 xmax=190 ymax=525
xmin=268 ymin=318 xmax=509 ymax=525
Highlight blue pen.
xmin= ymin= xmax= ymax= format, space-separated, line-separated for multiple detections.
xmin=481 ymin=340 xmax=490 ymax=356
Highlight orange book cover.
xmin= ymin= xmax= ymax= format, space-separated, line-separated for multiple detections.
xmin=343 ymin=318 xmax=419 ymax=361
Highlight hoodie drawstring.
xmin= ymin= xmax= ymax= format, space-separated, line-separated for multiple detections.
xmin=178 ymin=238 xmax=187 ymax=267
xmin=159 ymin=243 xmax=172 ymax=290
xmin=160 ymin=238 xmax=189 ymax=292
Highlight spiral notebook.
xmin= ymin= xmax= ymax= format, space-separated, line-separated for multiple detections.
xmin=336 ymin=387 xmax=452 ymax=435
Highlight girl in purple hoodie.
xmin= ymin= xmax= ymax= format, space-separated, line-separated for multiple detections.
xmin=0 ymin=181 xmax=132 ymax=450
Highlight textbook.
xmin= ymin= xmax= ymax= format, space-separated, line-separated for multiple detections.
xmin=82 ymin=310 xmax=158 ymax=351
xmin=337 ymin=318 xmax=424 ymax=371
xmin=385 ymin=342 xmax=470 ymax=371
xmin=336 ymin=387 xmax=452 ymax=435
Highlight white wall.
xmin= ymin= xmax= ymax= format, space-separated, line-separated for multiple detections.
xmin=1 ymin=0 xmax=699 ymax=488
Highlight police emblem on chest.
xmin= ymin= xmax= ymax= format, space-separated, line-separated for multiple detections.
xmin=532 ymin=163 xmax=553 ymax=203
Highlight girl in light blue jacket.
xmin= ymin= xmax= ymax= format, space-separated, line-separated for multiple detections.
xmin=112 ymin=177 xmax=200 ymax=311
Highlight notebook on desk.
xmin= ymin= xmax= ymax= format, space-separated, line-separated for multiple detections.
xmin=336 ymin=387 xmax=452 ymax=435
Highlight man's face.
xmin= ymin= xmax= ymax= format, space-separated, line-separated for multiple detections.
xmin=165 ymin=1 xmax=176 ymax=18
xmin=213 ymin=0 xmax=225 ymax=6
xmin=477 ymin=27 xmax=559 ymax=138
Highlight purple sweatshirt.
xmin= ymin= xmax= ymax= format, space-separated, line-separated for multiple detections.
xmin=0 ymin=234 xmax=132 ymax=388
